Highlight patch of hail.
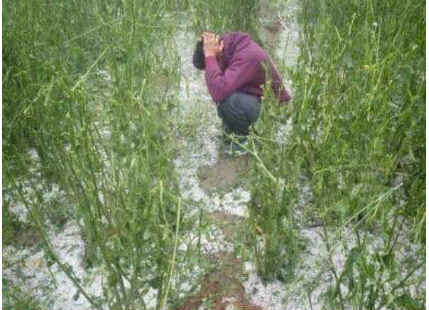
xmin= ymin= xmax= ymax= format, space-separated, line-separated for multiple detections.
xmin=242 ymin=224 xmax=425 ymax=310
xmin=179 ymin=224 xmax=234 ymax=256
xmin=173 ymin=18 xmax=251 ymax=220
xmin=4 ymin=221 xmax=104 ymax=310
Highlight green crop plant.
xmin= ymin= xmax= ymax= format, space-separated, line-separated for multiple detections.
xmin=247 ymin=88 xmax=303 ymax=282
xmin=294 ymin=0 xmax=425 ymax=240
xmin=293 ymin=1 xmax=425 ymax=234
xmin=249 ymin=0 xmax=425 ymax=308
xmin=3 ymin=279 xmax=42 ymax=310
xmin=3 ymin=203 xmax=23 ymax=246
xmin=4 ymin=0 xmax=185 ymax=309
xmin=187 ymin=0 xmax=262 ymax=44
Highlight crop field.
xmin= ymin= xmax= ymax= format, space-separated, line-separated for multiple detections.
xmin=3 ymin=0 xmax=425 ymax=309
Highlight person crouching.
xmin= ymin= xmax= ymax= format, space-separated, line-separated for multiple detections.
xmin=192 ymin=31 xmax=291 ymax=153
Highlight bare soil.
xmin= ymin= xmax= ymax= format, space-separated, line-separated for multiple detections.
xmin=206 ymin=212 xmax=249 ymax=244
xmin=176 ymin=251 xmax=262 ymax=310
xmin=197 ymin=153 xmax=249 ymax=193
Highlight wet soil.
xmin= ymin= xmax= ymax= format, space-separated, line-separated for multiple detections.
xmin=197 ymin=153 xmax=250 ymax=193
xmin=177 ymin=251 xmax=262 ymax=310
xmin=206 ymin=212 xmax=250 ymax=245
xmin=175 ymin=197 xmax=259 ymax=310
xmin=4 ymin=221 xmax=41 ymax=249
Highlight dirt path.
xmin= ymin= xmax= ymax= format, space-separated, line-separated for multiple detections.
xmin=173 ymin=22 xmax=256 ymax=307
xmin=172 ymin=2 xmax=299 ymax=308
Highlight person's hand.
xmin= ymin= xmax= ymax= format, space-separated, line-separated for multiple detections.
xmin=202 ymin=32 xmax=223 ymax=57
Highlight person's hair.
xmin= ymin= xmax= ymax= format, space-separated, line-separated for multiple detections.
xmin=192 ymin=39 xmax=205 ymax=70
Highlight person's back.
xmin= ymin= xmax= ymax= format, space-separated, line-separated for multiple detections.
xmin=215 ymin=32 xmax=290 ymax=102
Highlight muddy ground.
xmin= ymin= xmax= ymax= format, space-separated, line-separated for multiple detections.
xmin=173 ymin=5 xmax=291 ymax=309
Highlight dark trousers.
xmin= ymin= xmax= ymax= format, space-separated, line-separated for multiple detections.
xmin=217 ymin=92 xmax=261 ymax=136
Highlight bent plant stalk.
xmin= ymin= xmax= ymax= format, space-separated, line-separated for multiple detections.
xmin=160 ymin=198 xmax=182 ymax=310
xmin=12 ymin=182 xmax=102 ymax=310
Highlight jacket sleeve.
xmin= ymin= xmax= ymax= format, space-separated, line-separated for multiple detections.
xmin=204 ymin=55 xmax=259 ymax=102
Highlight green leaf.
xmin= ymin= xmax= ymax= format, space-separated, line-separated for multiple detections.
xmin=391 ymin=294 xmax=424 ymax=310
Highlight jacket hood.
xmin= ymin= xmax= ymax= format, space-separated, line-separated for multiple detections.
xmin=220 ymin=32 xmax=252 ymax=67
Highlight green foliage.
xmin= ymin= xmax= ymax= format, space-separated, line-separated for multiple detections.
xmin=4 ymin=0 xmax=182 ymax=309
xmin=391 ymin=294 xmax=425 ymax=310
xmin=324 ymin=228 xmax=425 ymax=310
xmin=3 ymin=279 xmax=42 ymax=310
xmin=3 ymin=195 xmax=41 ymax=248
xmin=188 ymin=0 xmax=261 ymax=42
xmin=247 ymin=95 xmax=303 ymax=281
xmin=4 ymin=0 xmax=425 ymax=309
xmin=2 ymin=203 xmax=22 ymax=246
xmin=249 ymin=0 xmax=425 ymax=307
xmin=3 ymin=1 xmax=103 ymax=172
xmin=295 ymin=0 xmax=425 ymax=239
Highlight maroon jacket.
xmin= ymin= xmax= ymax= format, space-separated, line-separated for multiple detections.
xmin=204 ymin=32 xmax=291 ymax=103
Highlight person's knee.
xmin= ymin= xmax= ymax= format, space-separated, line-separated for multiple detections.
xmin=217 ymin=92 xmax=240 ymax=120
xmin=248 ymin=101 xmax=261 ymax=123
xmin=218 ymin=92 xmax=260 ymax=136
xmin=219 ymin=92 xmax=240 ymax=107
